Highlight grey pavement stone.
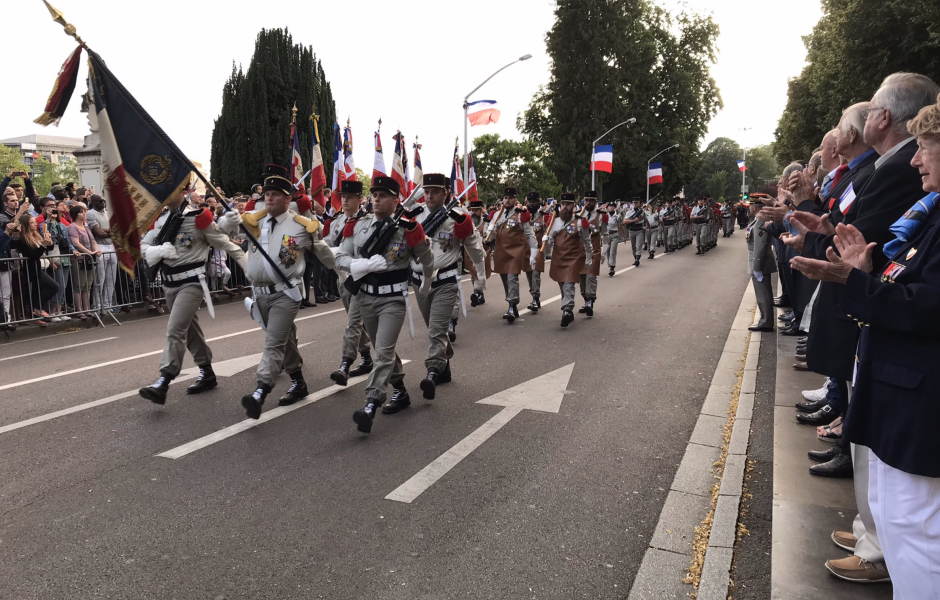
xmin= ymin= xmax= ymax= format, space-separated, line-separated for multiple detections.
xmin=715 ymin=351 xmax=744 ymax=376
xmin=700 ymin=385 xmax=735 ymax=417
xmin=722 ymin=332 xmax=749 ymax=355
xmin=729 ymin=418 xmax=751 ymax=455
xmin=671 ymin=443 xmax=721 ymax=497
xmin=710 ymin=365 xmax=740 ymax=389
xmin=708 ymin=495 xmax=740 ymax=548
xmin=719 ymin=453 xmax=746 ymax=497
xmin=689 ymin=414 xmax=727 ymax=449
xmin=744 ymin=343 xmax=759 ymax=372
xmin=650 ymin=491 xmax=711 ymax=554
xmin=736 ymin=392 xmax=754 ymax=421
xmin=697 ymin=546 xmax=734 ymax=600
xmin=741 ymin=369 xmax=757 ymax=395
xmin=627 ymin=548 xmax=696 ymax=600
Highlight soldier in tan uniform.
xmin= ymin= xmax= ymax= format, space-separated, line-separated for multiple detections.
xmin=578 ymin=191 xmax=605 ymax=316
xmin=466 ymin=196 xmax=489 ymax=307
xmin=524 ymin=191 xmax=548 ymax=312
xmin=138 ymin=190 xmax=247 ymax=405
xmin=623 ymin=197 xmax=647 ymax=268
xmin=485 ymin=187 xmax=537 ymax=323
xmin=219 ymin=164 xmax=336 ymax=419
xmin=334 ymin=176 xmax=435 ymax=434
xmin=323 ymin=179 xmax=374 ymax=386
xmin=544 ymin=193 xmax=593 ymax=327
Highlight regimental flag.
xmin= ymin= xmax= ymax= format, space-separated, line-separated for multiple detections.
xmin=838 ymin=182 xmax=857 ymax=214
xmin=402 ymin=135 xmax=412 ymax=200
xmin=467 ymin=154 xmax=479 ymax=206
xmin=737 ymin=160 xmax=747 ymax=172
xmin=591 ymin=145 xmax=613 ymax=173
xmin=35 ymin=45 xmax=83 ymax=127
xmin=391 ymin=131 xmax=407 ymax=199
xmin=467 ymin=100 xmax=500 ymax=127
xmin=309 ymin=115 xmax=327 ymax=207
xmin=372 ymin=129 xmax=387 ymax=180
xmin=647 ymin=162 xmax=663 ymax=185
xmin=289 ymin=122 xmax=306 ymax=195
xmin=343 ymin=123 xmax=356 ymax=180
xmin=450 ymin=143 xmax=466 ymax=197
xmin=411 ymin=139 xmax=424 ymax=201
xmin=330 ymin=122 xmax=346 ymax=212
xmin=86 ymin=51 xmax=193 ymax=275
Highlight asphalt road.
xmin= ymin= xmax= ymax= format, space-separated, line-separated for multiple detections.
xmin=0 ymin=233 xmax=749 ymax=600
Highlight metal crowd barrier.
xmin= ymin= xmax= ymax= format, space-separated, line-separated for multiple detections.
xmin=0 ymin=247 xmax=252 ymax=332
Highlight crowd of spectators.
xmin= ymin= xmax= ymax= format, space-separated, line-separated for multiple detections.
xmin=747 ymin=72 xmax=940 ymax=596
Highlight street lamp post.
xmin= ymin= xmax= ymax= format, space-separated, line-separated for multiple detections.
xmin=591 ymin=118 xmax=636 ymax=190
xmin=646 ymin=144 xmax=679 ymax=204
xmin=463 ymin=54 xmax=532 ymax=187
xmin=739 ymin=127 xmax=752 ymax=196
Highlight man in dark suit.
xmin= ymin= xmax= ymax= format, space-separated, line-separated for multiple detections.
xmin=786 ymin=71 xmax=940 ymax=585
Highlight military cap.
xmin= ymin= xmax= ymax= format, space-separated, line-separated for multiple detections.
xmin=341 ymin=180 xmax=364 ymax=195
xmin=503 ymin=187 xmax=517 ymax=198
xmin=261 ymin=164 xmax=292 ymax=196
xmin=526 ymin=191 xmax=541 ymax=202
xmin=584 ymin=190 xmax=598 ymax=199
xmin=559 ymin=192 xmax=576 ymax=203
xmin=371 ymin=175 xmax=400 ymax=197
xmin=423 ymin=173 xmax=450 ymax=190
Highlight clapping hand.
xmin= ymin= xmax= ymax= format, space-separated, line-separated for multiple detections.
xmin=790 ymin=224 xmax=873 ymax=284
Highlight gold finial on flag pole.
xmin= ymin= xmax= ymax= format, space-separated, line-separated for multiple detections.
xmin=291 ymin=102 xmax=298 ymax=123
xmin=378 ymin=118 xmax=382 ymax=131
xmin=42 ymin=1 xmax=88 ymax=48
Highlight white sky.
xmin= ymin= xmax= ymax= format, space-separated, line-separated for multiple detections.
xmin=8 ymin=0 xmax=821 ymax=183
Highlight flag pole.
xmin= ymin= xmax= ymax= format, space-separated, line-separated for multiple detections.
xmin=42 ymin=3 xmax=296 ymax=290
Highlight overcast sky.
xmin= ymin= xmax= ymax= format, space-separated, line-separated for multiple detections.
xmin=8 ymin=0 xmax=821 ymax=184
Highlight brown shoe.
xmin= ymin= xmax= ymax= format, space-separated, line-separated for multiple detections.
xmin=825 ymin=556 xmax=890 ymax=583
xmin=793 ymin=361 xmax=809 ymax=371
xmin=831 ymin=530 xmax=857 ymax=551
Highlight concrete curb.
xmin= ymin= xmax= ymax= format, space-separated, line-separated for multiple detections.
xmin=628 ymin=283 xmax=759 ymax=600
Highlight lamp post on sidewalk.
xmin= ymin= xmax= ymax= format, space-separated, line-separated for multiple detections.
xmin=739 ymin=127 xmax=752 ymax=195
xmin=646 ymin=144 xmax=679 ymax=204
xmin=463 ymin=54 xmax=532 ymax=186
xmin=591 ymin=118 xmax=636 ymax=189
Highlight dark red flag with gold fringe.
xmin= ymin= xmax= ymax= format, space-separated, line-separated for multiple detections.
xmin=34 ymin=45 xmax=83 ymax=127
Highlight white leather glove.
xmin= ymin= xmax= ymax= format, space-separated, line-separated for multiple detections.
xmin=349 ymin=255 xmax=388 ymax=281
xmin=529 ymin=256 xmax=536 ymax=269
xmin=753 ymin=270 xmax=764 ymax=283
xmin=221 ymin=210 xmax=242 ymax=228
xmin=541 ymin=235 xmax=548 ymax=243
xmin=585 ymin=258 xmax=593 ymax=267
xmin=368 ymin=255 xmax=388 ymax=272
xmin=144 ymin=242 xmax=177 ymax=266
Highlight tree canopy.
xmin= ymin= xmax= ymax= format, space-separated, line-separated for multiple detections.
xmin=472 ymin=134 xmax=561 ymax=204
xmin=210 ymin=28 xmax=337 ymax=194
xmin=518 ymin=0 xmax=721 ymax=201
xmin=774 ymin=0 xmax=940 ymax=164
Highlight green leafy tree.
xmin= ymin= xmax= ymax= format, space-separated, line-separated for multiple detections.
xmin=706 ymin=171 xmax=731 ymax=201
xmin=744 ymin=144 xmax=780 ymax=191
xmin=211 ymin=28 xmax=337 ymax=194
xmin=471 ymin=134 xmax=561 ymax=204
xmin=0 ymin=145 xmax=28 ymax=184
xmin=518 ymin=0 xmax=721 ymax=200
xmin=30 ymin=156 xmax=79 ymax=197
xmin=355 ymin=167 xmax=371 ymax=196
xmin=685 ymin=137 xmax=741 ymax=199
xmin=774 ymin=0 xmax=940 ymax=163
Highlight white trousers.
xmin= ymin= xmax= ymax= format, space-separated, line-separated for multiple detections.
xmin=94 ymin=244 xmax=118 ymax=308
xmin=869 ymin=451 xmax=940 ymax=600
xmin=852 ymin=444 xmax=884 ymax=562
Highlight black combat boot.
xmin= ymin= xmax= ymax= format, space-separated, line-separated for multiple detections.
xmin=584 ymin=299 xmax=595 ymax=317
xmin=578 ymin=301 xmax=589 ymax=314
xmin=419 ymin=370 xmax=440 ymax=400
xmin=353 ymin=400 xmax=381 ymax=433
xmin=608 ymin=266 xmax=615 ymax=277
xmin=348 ymin=352 xmax=374 ymax=377
xmin=330 ymin=358 xmax=353 ymax=386
xmin=278 ymin=372 xmax=309 ymax=406
xmin=448 ymin=318 xmax=457 ymax=342
xmin=241 ymin=383 xmax=271 ymax=420
xmin=382 ymin=383 xmax=412 ymax=414
xmin=649 ymin=250 xmax=655 ymax=259
xmin=503 ymin=303 xmax=519 ymax=323
xmin=139 ymin=372 xmax=174 ymax=405
xmin=561 ymin=309 xmax=575 ymax=328
xmin=526 ymin=296 xmax=540 ymax=312
xmin=186 ymin=365 xmax=217 ymax=394
xmin=634 ymin=257 xmax=640 ymax=267
xmin=439 ymin=360 xmax=452 ymax=384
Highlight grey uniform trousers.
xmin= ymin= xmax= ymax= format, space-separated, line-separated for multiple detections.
xmin=693 ymin=222 xmax=707 ymax=248
xmin=752 ymin=274 xmax=774 ymax=328
xmin=160 ymin=283 xmax=211 ymax=377
xmin=647 ymin=227 xmax=660 ymax=251
xmin=722 ymin=217 xmax=734 ymax=235
xmin=666 ymin=224 xmax=678 ymax=249
xmin=559 ymin=282 xmax=576 ymax=311
xmin=416 ymin=282 xmax=457 ymax=372
xmin=500 ymin=273 xmax=521 ymax=303
xmin=358 ymin=292 xmax=406 ymax=403
xmin=628 ymin=229 xmax=645 ymax=259
xmin=602 ymin=235 xmax=619 ymax=267
xmin=526 ymin=270 xmax=542 ymax=298
xmin=339 ymin=284 xmax=371 ymax=360
xmin=578 ymin=274 xmax=597 ymax=301
xmin=255 ymin=291 xmax=303 ymax=387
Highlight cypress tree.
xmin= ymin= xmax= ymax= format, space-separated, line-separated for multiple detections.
xmin=210 ymin=28 xmax=337 ymax=193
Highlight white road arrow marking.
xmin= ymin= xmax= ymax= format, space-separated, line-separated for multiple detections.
xmin=158 ymin=359 xmax=412 ymax=460
xmin=0 ymin=345 xmax=309 ymax=436
xmin=385 ymin=362 xmax=575 ymax=504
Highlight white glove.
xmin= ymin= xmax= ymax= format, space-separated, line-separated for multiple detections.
xmin=529 ymin=256 xmax=536 ymax=269
xmin=419 ymin=276 xmax=432 ymax=295
xmin=349 ymin=255 xmax=388 ymax=281
xmin=221 ymin=210 xmax=242 ymax=230
xmin=585 ymin=259 xmax=593 ymax=267
xmin=600 ymin=254 xmax=606 ymax=265
xmin=753 ymin=270 xmax=764 ymax=283
xmin=541 ymin=235 xmax=548 ymax=243
xmin=144 ymin=242 xmax=177 ymax=266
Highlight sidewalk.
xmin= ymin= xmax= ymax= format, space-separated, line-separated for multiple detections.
xmin=770 ymin=306 xmax=891 ymax=599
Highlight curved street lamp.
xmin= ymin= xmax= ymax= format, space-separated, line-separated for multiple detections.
xmin=646 ymin=143 xmax=679 ymax=204
xmin=463 ymin=54 xmax=533 ymax=186
xmin=591 ymin=118 xmax=636 ymax=189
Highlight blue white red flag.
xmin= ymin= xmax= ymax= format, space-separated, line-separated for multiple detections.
xmin=647 ymin=162 xmax=663 ymax=185
xmin=330 ymin=122 xmax=346 ymax=211
xmin=737 ymin=160 xmax=747 ymax=172
xmin=391 ymin=131 xmax=407 ymax=199
xmin=309 ymin=115 xmax=327 ymax=207
xmin=411 ymin=138 xmax=423 ymax=199
xmin=372 ymin=129 xmax=387 ymax=180
xmin=591 ymin=145 xmax=613 ymax=173
xmin=343 ymin=123 xmax=357 ymax=181
xmin=467 ymin=100 xmax=500 ymax=126
xmin=289 ymin=123 xmax=305 ymax=195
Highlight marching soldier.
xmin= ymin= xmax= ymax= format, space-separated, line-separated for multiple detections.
xmin=623 ymin=197 xmax=647 ymax=268
xmin=397 ymin=173 xmax=487 ymax=403
xmin=721 ymin=199 xmax=735 ymax=237
xmin=525 ymin=191 xmax=547 ymax=311
xmin=485 ymin=187 xmax=537 ymax=324
xmin=691 ymin=197 xmax=709 ymax=255
xmin=661 ymin=199 xmax=679 ymax=252
xmin=544 ymin=193 xmax=593 ymax=327
xmin=324 ymin=180 xmax=374 ymax=386
xmin=467 ymin=196 xmax=489 ymax=307
xmin=602 ymin=201 xmax=621 ymax=276
xmin=333 ymin=176 xmax=435 ymax=434
xmin=219 ymin=164 xmax=336 ymax=419
xmin=645 ymin=202 xmax=661 ymax=260
xmin=138 ymin=189 xmax=248 ymax=405
xmin=578 ymin=191 xmax=605 ymax=315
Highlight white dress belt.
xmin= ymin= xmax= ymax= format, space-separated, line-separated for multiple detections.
xmin=362 ymin=281 xmax=409 ymax=295
xmin=164 ymin=266 xmax=207 ymax=282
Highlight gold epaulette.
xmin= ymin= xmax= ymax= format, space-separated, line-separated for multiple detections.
xmin=241 ymin=208 xmax=268 ymax=228
xmin=293 ymin=214 xmax=320 ymax=234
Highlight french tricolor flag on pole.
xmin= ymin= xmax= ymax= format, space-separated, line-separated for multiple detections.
xmin=592 ymin=144 xmax=613 ymax=173
xmin=737 ymin=160 xmax=747 ymax=172
xmin=467 ymin=100 xmax=501 ymax=126
xmin=647 ymin=162 xmax=663 ymax=184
